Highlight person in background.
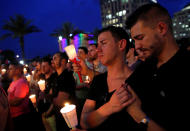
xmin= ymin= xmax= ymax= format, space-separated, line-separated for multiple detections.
xmin=126 ymin=42 xmax=142 ymax=71
xmin=38 ymin=56 xmax=57 ymax=131
xmin=0 ymin=82 xmax=13 ymax=131
xmin=7 ymin=62 xmax=45 ymax=131
xmin=52 ymin=52 xmax=76 ymax=131
xmin=87 ymin=44 xmax=106 ymax=74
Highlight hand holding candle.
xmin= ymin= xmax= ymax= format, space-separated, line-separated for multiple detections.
xmin=23 ymin=68 xmax=27 ymax=75
xmin=31 ymin=70 xmax=35 ymax=75
xmin=64 ymin=45 xmax=83 ymax=83
xmin=38 ymin=80 xmax=45 ymax=91
xmin=1 ymin=69 xmax=6 ymax=75
xmin=29 ymin=94 xmax=36 ymax=104
xmin=84 ymin=76 xmax=90 ymax=84
xmin=26 ymin=74 xmax=31 ymax=82
xmin=60 ymin=103 xmax=78 ymax=129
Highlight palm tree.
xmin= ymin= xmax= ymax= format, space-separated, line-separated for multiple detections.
xmin=51 ymin=22 xmax=83 ymax=45
xmin=0 ymin=14 xmax=40 ymax=59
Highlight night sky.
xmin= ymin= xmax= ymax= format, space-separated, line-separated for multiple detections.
xmin=0 ymin=0 xmax=189 ymax=59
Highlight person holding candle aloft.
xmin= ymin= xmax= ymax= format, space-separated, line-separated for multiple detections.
xmin=52 ymin=52 xmax=76 ymax=131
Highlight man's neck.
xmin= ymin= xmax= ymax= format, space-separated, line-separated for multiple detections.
xmin=56 ymin=66 xmax=65 ymax=76
xmin=107 ymin=56 xmax=132 ymax=79
xmin=13 ymin=75 xmax=22 ymax=81
xmin=45 ymin=71 xmax=53 ymax=79
xmin=157 ymin=37 xmax=179 ymax=68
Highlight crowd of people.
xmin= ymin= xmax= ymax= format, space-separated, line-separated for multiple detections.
xmin=0 ymin=3 xmax=190 ymax=131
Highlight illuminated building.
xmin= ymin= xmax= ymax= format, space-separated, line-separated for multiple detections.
xmin=173 ymin=3 xmax=190 ymax=39
xmin=100 ymin=0 xmax=157 ymax=28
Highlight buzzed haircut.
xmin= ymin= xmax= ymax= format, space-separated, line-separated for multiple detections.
xmin=42 ymin=56 xmax=52 ymax=65
xmin=98 ymin=26 xmax=130 ymax=53
xmin=9 ymin=61 xmax=23 ymax=72
xmin=89 ymin=44 xmax=98 ymax=48
xmin=55 ymin=52 xmax=69 ymax=62
xmin=78 ymin=47 xmax=88 ymax=54
xmin=125 ymin=3 xmax=173 ymax=34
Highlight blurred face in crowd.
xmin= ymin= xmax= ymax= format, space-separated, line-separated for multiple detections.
xmin=53 ymin=53 xmax=62 ymax=69
xmin=51 ymin=59 xmax=55 ymax=70
xmin=97 ymin=31 xmax=121 ymax=66
xmin=131 ymin=20 xmax=164 ymax=60
xmin=78 ymin=49 xmax=87 ymax=60
xmin=88 ymin=45 xmax=98 ymax=61
xmin=32 ymin=61 xmax=37 ymax=67
xmin=8 ymin=65 xmax=21 ymax=79
xmin=41 ymin=62 xmax=52 ymax=75
xmin=36 ymin=62 xmax=41 ymax=71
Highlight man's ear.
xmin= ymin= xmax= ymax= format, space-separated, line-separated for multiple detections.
xmin=157 ymin=22 xmax=168 ymax=36
xmin=118 ymin=39 xmax=127 ymax=51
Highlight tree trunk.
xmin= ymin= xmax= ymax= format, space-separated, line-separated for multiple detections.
xmin=67 ymin=38 xmax=70 ymax=45
xmin=19 ymin=36 xmax=25 ymax=60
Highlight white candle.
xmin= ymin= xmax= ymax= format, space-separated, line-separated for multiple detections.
xmin=31 ymin=70 xmax=35 ymax=75
xmin=26 ymin=74 xmax=31 ymax=82
xmin=38 ymin=80 xmax=45 ymax=91
xmin=60 ymin=103 xmax=78 ymax=129
xmin=64 ymin=45 xmax=77 ymax=60
xmin=84 ymin=76 xmax=90 ymax=83
xmin=1 ymin=69 xmax=6 ymax=75
xmin=23 ymin=68 xmax=27 ymax=74
xmin=29 ymin=94 xmax=36 ymax=104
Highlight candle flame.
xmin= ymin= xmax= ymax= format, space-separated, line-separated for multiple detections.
xmin=65 ymin=103 xmax=69 ymax=107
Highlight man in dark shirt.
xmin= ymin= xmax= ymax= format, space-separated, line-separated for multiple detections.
xmin=80 ymin=26 xmax=144 ymax=131
xmin=125 ymin=3 xmax=190 ymax=131
xmin=52 ymin=52 xmax=76 ymax=131
xmin=38 ymin=56 xmax=57 ymax=131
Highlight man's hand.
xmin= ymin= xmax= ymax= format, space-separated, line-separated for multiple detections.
xmin=126 ymin=86 xmax=146 ymax=123
xmin=72 ymin=59 xmax=89 ymax=76
xmin=107 ymin=84 xmax=135 ymax=114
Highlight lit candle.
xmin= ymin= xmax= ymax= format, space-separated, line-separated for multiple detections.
xmin=64 ymin=45 xmax=83 ymax=83
xmin=23 ymin=68 xmax=27 ymax=75
xmin=60 ymin=103 xmax=78 ymax=129
xmin=29 ymin=94 xmax=36 ymax=104
xmin=84 ymin=76 xmax=90 ymax=84
xmin=26 ymin=74 xmax=31 ymax=82
xmin=38 ymin=80 xmax=45 ymax=91
xmin=64 ymin=45 xmax=77 ymax=60
xmin=1 ymin=69 xmax=6 ymax=75
xmin=31 ymin=70 xmax=35 ymax=75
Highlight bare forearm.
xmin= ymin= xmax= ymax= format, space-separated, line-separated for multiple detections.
xmin=147 ymin=120 xmax=166 ymax=131
xmin=81 ymin=102 xmax=112 ymax=129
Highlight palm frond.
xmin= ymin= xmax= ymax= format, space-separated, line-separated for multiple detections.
xmin=0 ymin=33 xmax=12 ymax=40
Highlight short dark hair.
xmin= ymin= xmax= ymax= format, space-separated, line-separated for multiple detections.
xmin=98 ymin=26 xmax=130 ymax=53
xmin=125 ymin=3 xmax=173 ymax=34
xmin=9 ymin=61 xmax=23 ymax=72
xmin=78 ymin=47 xmax=88 ymax=54
xmin=89 ymin=44 xmax=98 ymax=48
xmin=42 ymin=56 xmax=52 ymax=65
xmin=55 ymin=52 xmax=68 ymax=62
